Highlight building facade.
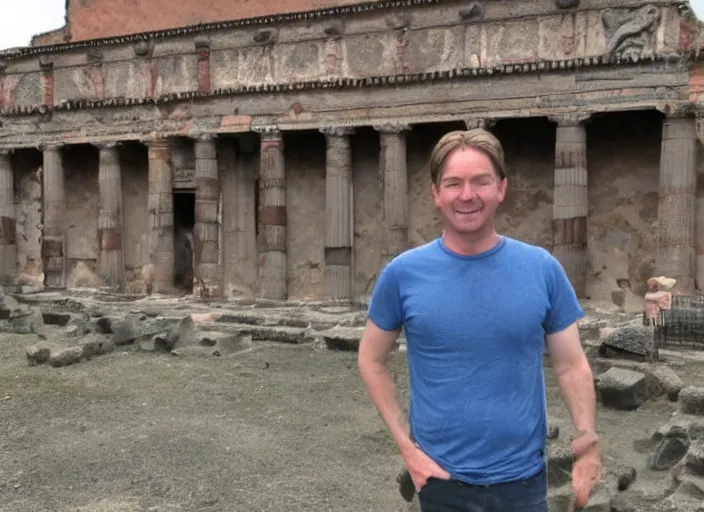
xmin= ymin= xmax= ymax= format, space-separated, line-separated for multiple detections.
xmin=1 ymin=0 xmax=703 ymax=310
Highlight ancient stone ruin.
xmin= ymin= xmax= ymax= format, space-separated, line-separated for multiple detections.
xmin=0 ymin=0 xmax=703 ymax=306
xmin=2 ymin=0 xmax=704 ymax=511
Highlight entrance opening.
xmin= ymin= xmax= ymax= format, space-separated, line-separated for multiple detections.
xmin=173 ymin=191 xmax=195 ymax=293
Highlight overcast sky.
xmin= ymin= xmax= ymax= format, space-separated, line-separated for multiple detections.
xmin=1 ymin=0 xmax=704 ymax=50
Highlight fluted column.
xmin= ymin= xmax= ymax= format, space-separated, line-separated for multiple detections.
xmin=658 ymin=113 xmax=697 ymax=293
xmin=321 ymin=127 xmax=354 ymax=300
xmin=42 ymin=143 xmax=66 ymax=289
xmin=256 ymin=127 xmax=287 ymax=300
xmin=146 ymin=138 xmax=175 ymax=294
xmin=96 ymin=142 xmax=124 ymax=289
xmin=193 ymin=135 xmax=221 ymax=299
xmin=0 ymin=150 xmax=17 ymax=285
xmin=375 ymin=122 xmax=409 ymax=267
xmin=550 ymin=114 xmax=590 ymax=298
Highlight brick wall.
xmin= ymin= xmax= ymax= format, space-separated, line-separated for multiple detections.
xmin=65 ymin=0 xmax=367 ymax=42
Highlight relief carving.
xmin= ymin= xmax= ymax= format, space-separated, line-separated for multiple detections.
xmin=601 ymin=5 xmax=660 ymax=59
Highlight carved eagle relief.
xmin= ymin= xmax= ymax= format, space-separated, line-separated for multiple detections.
xmin=601 ymin=5 xmax=661 ymax=60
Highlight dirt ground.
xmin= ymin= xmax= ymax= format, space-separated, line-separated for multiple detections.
xmin=1 ymin=325 xmax=703 ymax=512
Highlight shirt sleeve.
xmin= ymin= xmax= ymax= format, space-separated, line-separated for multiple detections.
xmin=542 ymin=252 xmax=585 ymax=335
xmin=367 ymin=260 xmax=404 ymax=332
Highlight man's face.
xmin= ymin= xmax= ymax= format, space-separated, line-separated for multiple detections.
xmin=431 ymin=146 xmax=507 ymax=235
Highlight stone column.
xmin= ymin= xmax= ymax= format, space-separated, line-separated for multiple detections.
xmin=321 ymin=127 xmax=355 ymax=300
xmin=256 ymin=127 xmax=287 ymax=300
xmin=375 ymin=122 xmax=409 ymax=266
xmin=193 ymin=135 xmax=221 ymax=298
xmin=96 ymin=142 xmax=124 ymax=289
xmin=146 ymin=138 xmax=175 ymax=294
xmin=42 ymin=143 xmax=66 ymax=289
xmin=551 ymin=114 xmax=590 ymax=298
xmin=658 ymin=113 xmax=697 ymax=293
xmin=0 ymin=150 xmax=17 ymax=285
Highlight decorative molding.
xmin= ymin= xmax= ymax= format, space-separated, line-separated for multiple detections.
xmin=38 ymin=142 xmax=63 ymax=151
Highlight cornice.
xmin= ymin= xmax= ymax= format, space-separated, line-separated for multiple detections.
xmin=0 ymin=0 xmax=444 ymax=60
xmin=0 ymin=51 xmax=692 ymax=118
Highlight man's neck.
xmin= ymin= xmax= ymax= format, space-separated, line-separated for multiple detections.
xmin=441 ymin=227 xmax=501 ymax=256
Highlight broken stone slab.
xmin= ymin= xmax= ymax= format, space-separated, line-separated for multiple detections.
xmin=648 ymin=365 xmax=685 ymax=402
xmin=165 ymin=316 xmax=198 ymax=351
xmin=546 ymin=443 xmax=573 ymax=488
xmin=78 ymin=334 xmax=115 ymax=359
xmin=111 ymin=315 xmax=170 ymax=347
xmin=598 ymin=325 xmax=657 ymax=362
xmin=196 ymin=322 xmax=308 ymax=344
xmin=25 ymin=345 xmax=50 ymax=365
xmin=48 ymin=346 xmax=84 ymax=367
xmin=596 ymin=367 xmax=648 ymax=411
xmin=679 ymin=387 xmax=704 ymax=416
xmin=649 ymin=424 xmax=690 ymax=470
xmin=320 ymin=326 xmax=363 ymax=351
xmin=138 ymin=334 xmax=169 ymax=353
xmin=0 ymin=294 xmax=46 ymax=336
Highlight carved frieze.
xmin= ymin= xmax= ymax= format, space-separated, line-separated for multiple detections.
xmin=601 ymin=5 xmax=660 ymax=60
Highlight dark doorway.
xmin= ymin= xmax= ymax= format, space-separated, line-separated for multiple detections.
xmin=173 ymin=191 xmax=195 ymax=293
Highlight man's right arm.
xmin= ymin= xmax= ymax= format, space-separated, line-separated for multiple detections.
xmin=357 ymin=320 xmax=415 ymax=457
xmin=358 ymin=319 xmax=451 ymax=489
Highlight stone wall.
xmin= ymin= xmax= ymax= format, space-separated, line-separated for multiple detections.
xmin=12 ymin=150 xmax=43 ymax=289
xmin=120 ymin=143 xmax=150 ymax=294
xmin=63 ymin=145 xmax=101 ymax=288
xmin=3 ymin=1 xmax=686 ymax=114
xmin=588 ymin=111 xmax=660 ymax=311
xmin=64 ymin=0 xmax=363 ymax=42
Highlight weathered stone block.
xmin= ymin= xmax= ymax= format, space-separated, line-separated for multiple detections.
xmin=649 ymin=365 xmax=684 ymax=401
xmin=598 ymin=326 xmax=656 ymax=362
xmin=25 ymin=345 xmax=50 ymax=365
xmin=686 ymin=440 xmax=704 ymax=476
xmin=596 ymin=367 xmax=648 ymax=410
xmin=679 ymin=387 xmax=704 ymax=416
xmin=48 ymin=346 xmax=83 ymax=367
xmin=649 ymin=424 xmax=690 ymax=470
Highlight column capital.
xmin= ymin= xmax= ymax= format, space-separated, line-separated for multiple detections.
xmin=548 ymin=112 xmax=591 ymax=127
xmin=0 ymin=148 xmax=13 ymax=157
xmin=373 ymin=121 xmax=409 ymax=134
xmin=93 ymin=141 xmax=120 ymax=151
xmin=320 ymin=126 xmax=355 ymax=137
xmin=39 ymin=142 xmax=64 ymax=152
xmin=464 ymin=118 xmax=496 ymax=131
xmin=141 ymin=136 xmax=170 ymax=149
xmin=657 ymin=103 xmax=695 ymax=119
xmin=193 ymin=133 xmax=217 ymax=143
xmin=253 ymin=125 xmax=282 ymax=140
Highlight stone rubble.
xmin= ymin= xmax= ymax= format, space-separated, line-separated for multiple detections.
xmin=5 ymin=291 xmax=704 ymax=511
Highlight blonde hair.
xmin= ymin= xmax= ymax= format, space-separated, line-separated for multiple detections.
xmin=428 ymin=129 xmax=506 ymax=186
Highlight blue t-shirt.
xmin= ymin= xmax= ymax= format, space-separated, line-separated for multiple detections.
xmin=367 ymin=236 xmax=583 ymax=485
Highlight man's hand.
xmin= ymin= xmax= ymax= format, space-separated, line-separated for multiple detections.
xmin=401 ymin=443 xmax=451 ymax=492
xmin=571 ymin=432 xmax=602 ymax=507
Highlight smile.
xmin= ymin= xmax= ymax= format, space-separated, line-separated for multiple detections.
xmin=454 ymin=208 xmax=482 ymax=215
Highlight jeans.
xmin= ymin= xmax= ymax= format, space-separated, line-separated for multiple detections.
xmin=418 ymin=468 xmax=548 ymax=512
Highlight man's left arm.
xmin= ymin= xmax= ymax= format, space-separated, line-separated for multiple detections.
xmin=545 ymin=322 xmax=597 ymax=440
xmin=545 ymin=322 xmax=602 ymax=507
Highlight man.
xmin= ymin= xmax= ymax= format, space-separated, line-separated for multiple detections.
xmin=357 ymin=129 xmax=602 ymax=511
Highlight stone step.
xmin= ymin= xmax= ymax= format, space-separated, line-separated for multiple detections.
xmin=195 ymin=322 xmax=310 ymax=344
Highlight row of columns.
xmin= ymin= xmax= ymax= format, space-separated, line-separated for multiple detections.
xmin=0 ymin=113 xmax=699 ymax=300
